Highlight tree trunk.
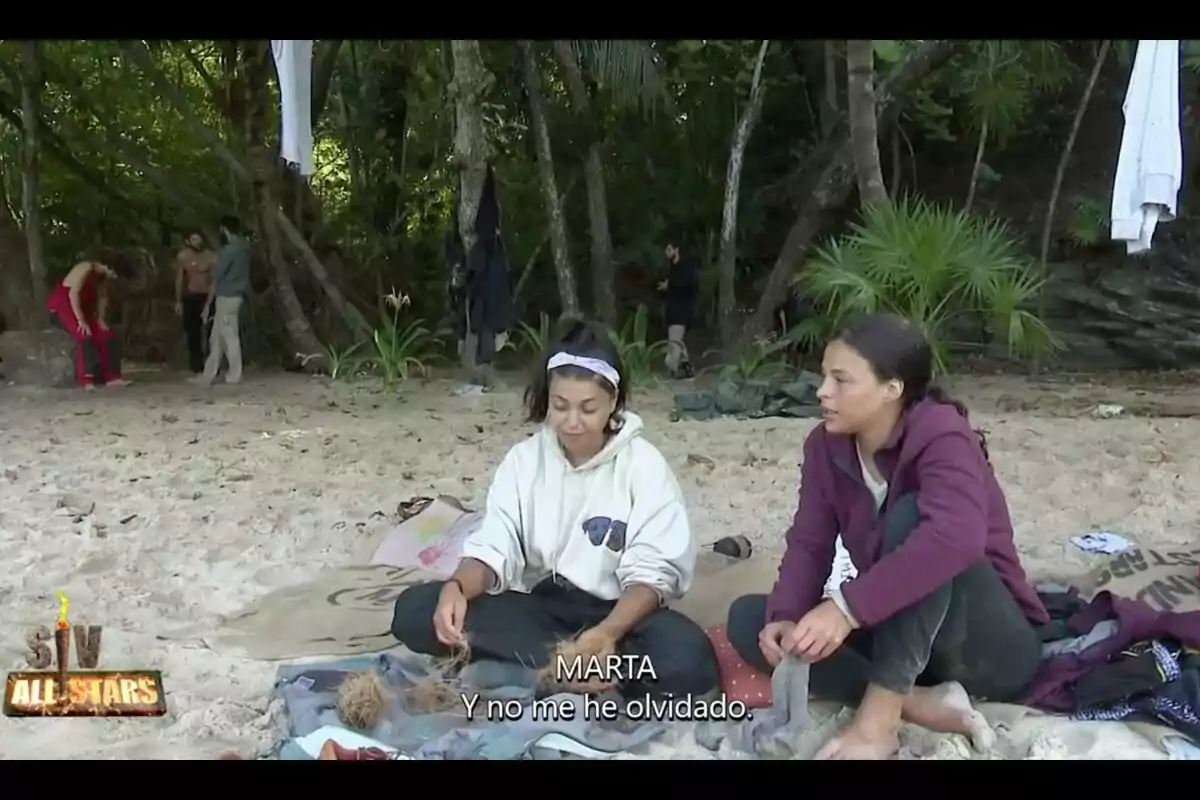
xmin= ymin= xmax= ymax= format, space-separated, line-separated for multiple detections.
xmin=449 ymin=40 xmax=494 ymax=370
xmin=18 ymin=41 xmax=46 ymax=312
xmin=822 ymin=40 xmax=839 ymax=136
xmin=256 ymin=181 xmax=325 ymax=370
xmin=449 ymin=41 xmax=493 ymax=260
xmin=310 ymin=40 xmax=344 ymax=128
xmin=964 ymin=115 xmax=989 ymax=212
xmin=1034 ymin=39 xmax=1111 ymax=374
xmin=0 ymin=185 xmax=35 ymax=331
xmin=845 ymin=40 xmax=888 ymax=207
xmin=717 ymin=40 xmax=771 ymax=346
xmin=731 ymin=40 xmax=961 ymax=357
xmin=1039 ymin=40 xmax=1111 ymax=275
xmin=513 ymin=172 xmax=579 ymax=307
xmin=553 ymin=40 xmax=615 ymax=325
xmin=519 ymin=40 xmax=579 ymax=317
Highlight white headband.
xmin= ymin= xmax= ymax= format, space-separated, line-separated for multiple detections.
xmin=547 ymin=352 xmax=620 ymax=388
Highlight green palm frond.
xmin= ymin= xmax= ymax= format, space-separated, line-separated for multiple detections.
xmin=798 ymin=197 xmax=1061 ymax=373
xmin=570 ymin=40 xmax=675 ymax=117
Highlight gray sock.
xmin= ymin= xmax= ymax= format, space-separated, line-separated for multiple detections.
xmin=698 ymin=656 xmax=842 ymax=759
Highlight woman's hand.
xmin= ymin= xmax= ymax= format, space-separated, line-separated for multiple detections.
xmin=562 ymin=627 xmax=619 ymax=692
xmin=575 ymin=627 xmax=618 ymax=662
xmin=97 ymin=320 xmax=109 ymax=332
xmin=759 ymin=620 xmax=796 ymax=667
xmin=432 ymin=580 xmax=468 ymax=647
xmin=785 ymin=600 xmax=852 ymax=662
xmin=76 ymin=318 xmax=92 ymax=337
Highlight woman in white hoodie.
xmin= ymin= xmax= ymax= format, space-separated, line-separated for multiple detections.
xmin=391 ymin=320 xmax=718 ymax=700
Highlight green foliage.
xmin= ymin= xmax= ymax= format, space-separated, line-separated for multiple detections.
xmin=872 ymin=40 xmax=905 ymax=64
xmin=365 ymin=293 xmax=446 ymax=388
xmin=713 ymin=337 xmax=793 ymax=383
xmin=321 ymin=341 xmax=369 ymax=382
xmin=513 ymin=311 xmax=552 ymax=355
xmin=608 ymin=304 xmax=667 ymax=387
xmin=0 ymin=38 xmax=1122 ymax=374
xmin=902 ymin=41 xmax=1074 ymax=147
xmin=570 ymin=40 xmax=674 ymax=118
xmin=784 ymin=314 xmax=839 ymax=357
xmin=800 ymin=198 xmax=1059 ymax=374
xmin=1066 ymin=196 xmax=1110 ymax=248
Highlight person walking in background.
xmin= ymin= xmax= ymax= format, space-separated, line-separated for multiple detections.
xmin=193 ymin=216 xmax=251 ymax=386
xmin=173 ymin=230 xmax=216 ymax=374
xmin=658 ymin=240 xmax=699 ymax=378
xmin=46 ymin=258 xmax=132 ymax=390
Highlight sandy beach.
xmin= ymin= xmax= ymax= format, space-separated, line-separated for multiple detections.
xmin=0 ymin=368 xmax=1195 ymax=759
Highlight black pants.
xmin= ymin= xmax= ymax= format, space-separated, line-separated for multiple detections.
xmin=181 ymin=292 xmax=210 ymax=374
xmin=726 ymin=494 xmax=1041 ymax=703
xmin=392 ymin=577 xmax=719 ymax=700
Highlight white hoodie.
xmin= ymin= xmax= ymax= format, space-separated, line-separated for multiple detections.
xmin=460 ymin=412 xmax=695 ymax=601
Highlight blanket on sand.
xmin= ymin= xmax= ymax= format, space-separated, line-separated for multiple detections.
xmin=273 ymin=653 xmax=666 ymax=760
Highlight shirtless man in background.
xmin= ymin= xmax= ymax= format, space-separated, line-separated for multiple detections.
xmin=173 ymin=231 xmax=216 ymax=374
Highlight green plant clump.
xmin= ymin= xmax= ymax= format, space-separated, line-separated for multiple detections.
xmin=799 ymin=197 xmax=1059 ymax=374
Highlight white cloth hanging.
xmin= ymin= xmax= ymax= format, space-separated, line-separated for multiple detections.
xmin=270 ymin=40 xmax=315 ymax=176
xmin=1111 ymin=40 xmax=1182 ymax=254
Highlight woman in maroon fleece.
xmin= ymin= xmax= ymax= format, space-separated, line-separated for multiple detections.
xmin=726 ymin=313 xmax=1049 ymax=760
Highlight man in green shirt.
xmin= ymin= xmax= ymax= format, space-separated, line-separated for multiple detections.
xmin=193 ymin=216 xmax=251 ymax=386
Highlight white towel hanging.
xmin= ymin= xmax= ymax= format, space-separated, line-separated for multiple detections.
xmin=270 ymin=40 xmax=315 ymax=177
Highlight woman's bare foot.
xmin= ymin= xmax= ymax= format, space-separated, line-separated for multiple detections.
xmin=104 ymin=378 xmax=131 ymax=388
xmin=815 ymin=719 xmax=899 ymax=760
xmin=82 ymin=383 xmax=95 ymax=392
xmin=902 ymin=681 xmax=995 ymax=752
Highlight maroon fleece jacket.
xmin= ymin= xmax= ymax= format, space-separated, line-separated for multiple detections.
xmin=765 ymin=398 xmax=1049 ymax=629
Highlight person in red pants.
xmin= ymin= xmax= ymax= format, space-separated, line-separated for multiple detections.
xmin=46 ymin=259 xmax=131 ymax=391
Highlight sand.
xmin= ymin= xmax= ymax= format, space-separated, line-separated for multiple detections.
xmin=0 ymin=367 xmax=1194 ymax=759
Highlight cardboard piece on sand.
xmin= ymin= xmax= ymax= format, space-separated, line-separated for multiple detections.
xmin=1071 ymin=547 xmax=1200 ymax=753
xmin=1080 ymin=546 xmax=1200 ymax=614
xmin=213 ymin=497 xmax=477 ymax=661
xmin=212 ymin=564 xmax=431 ymax=660
xmin=671 ymin=554 xmax=777 ymax=630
